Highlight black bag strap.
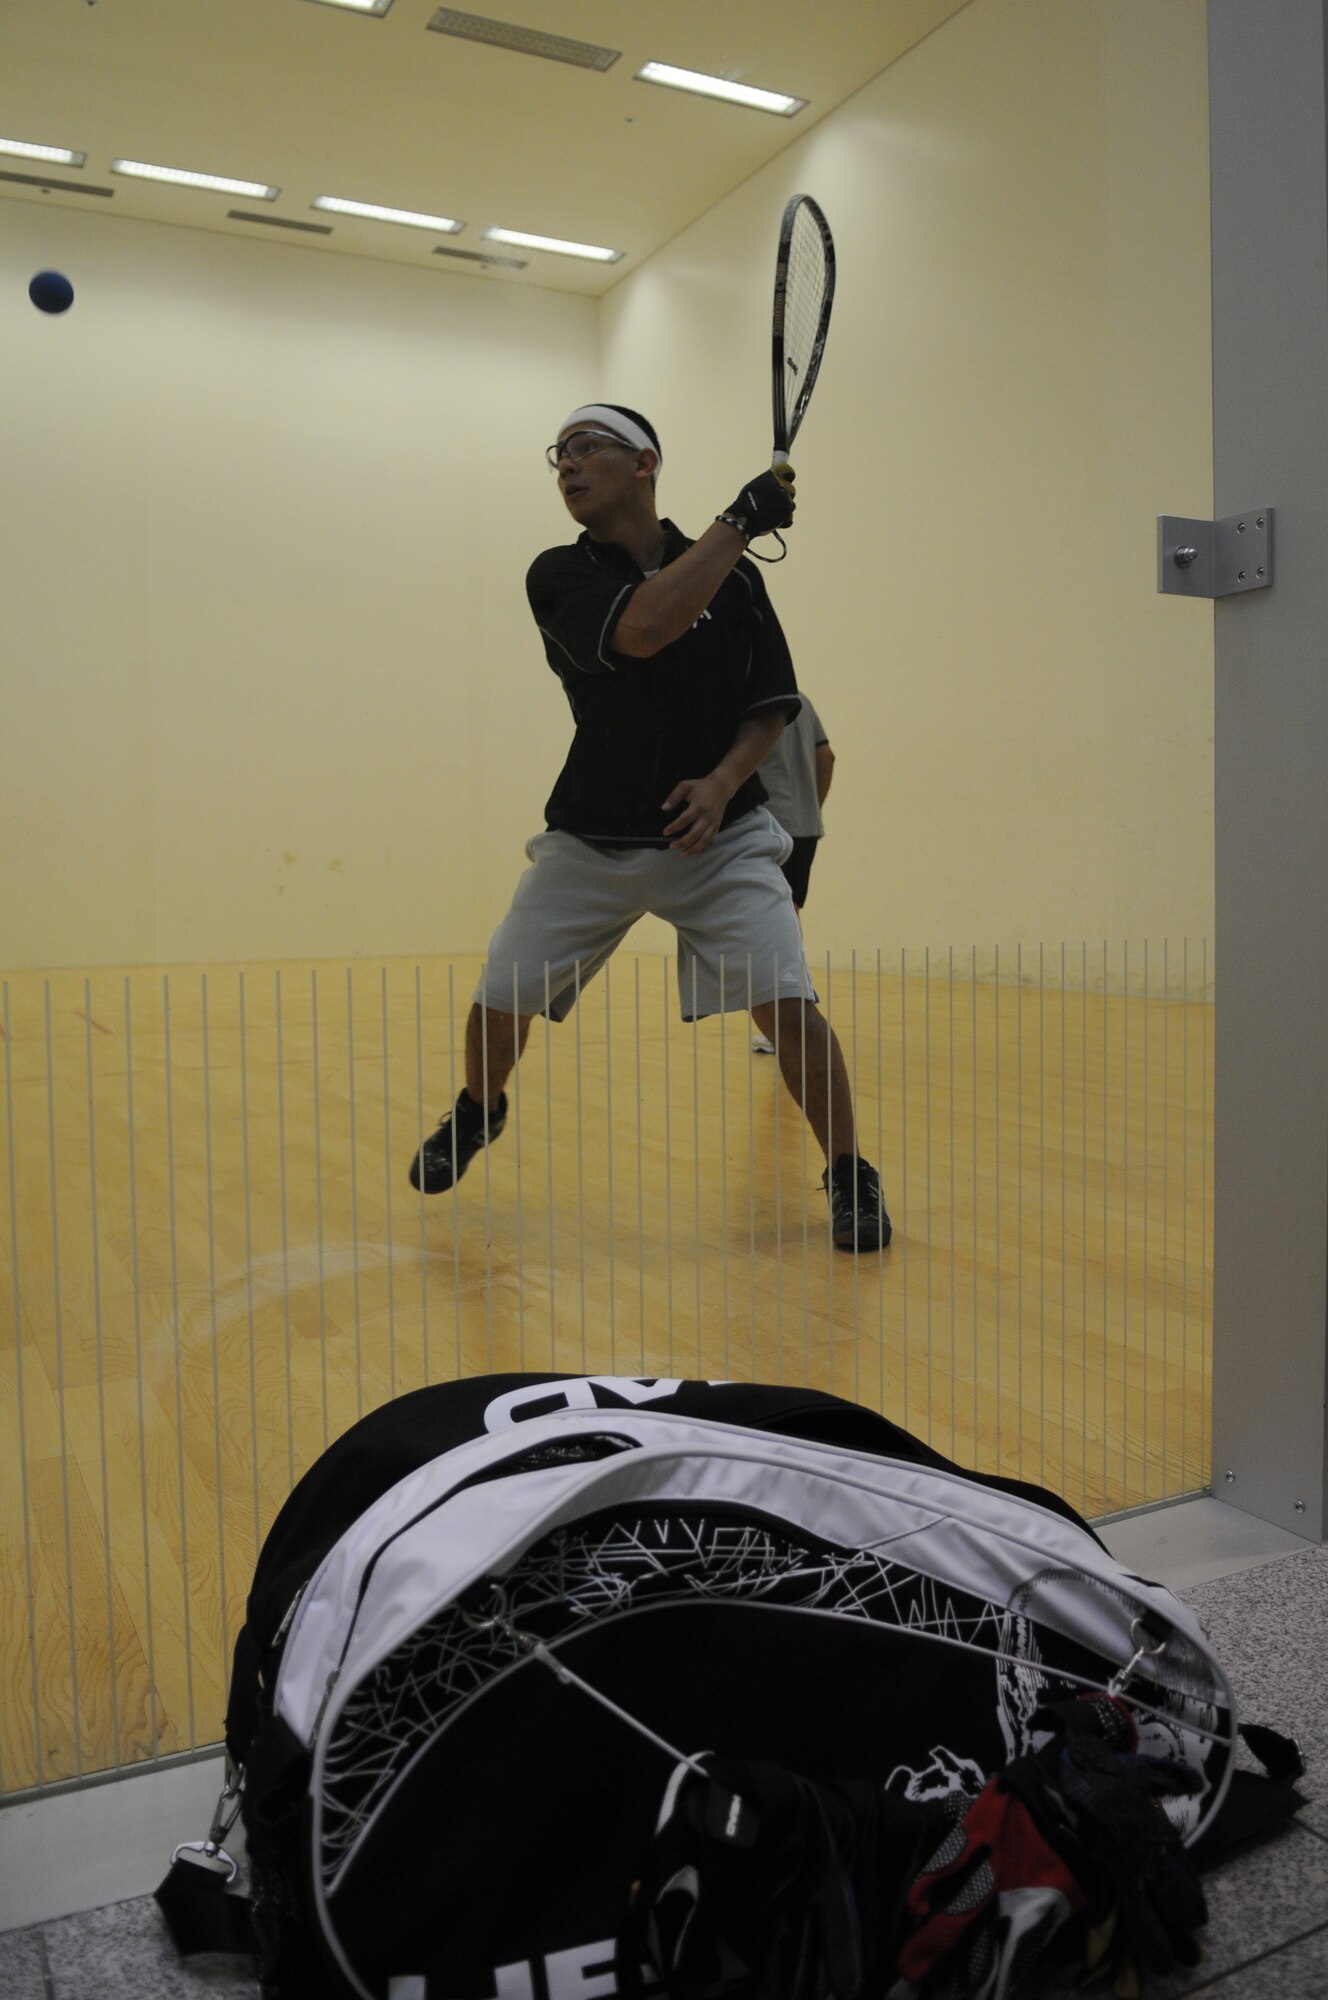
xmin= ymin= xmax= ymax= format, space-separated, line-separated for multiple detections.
xmin=156 ymin=1724 xmax=311 ymax=1961
xmin=154 ymin=1848 xmax=257 ymax=1958
xmin=1189 ymin=1722 xmax=1306 ymax=1869
xmin=153 ymin=1751 xmax=257 ymax=1959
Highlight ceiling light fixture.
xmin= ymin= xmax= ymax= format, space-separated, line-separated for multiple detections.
xmin=427 ymin=10 xmax=618 ymax=71
xmin=311 ymin=195 xmax=463 ymax=232
xmin=303 ymin=0 xmax=394 ymax=14
xmin=435 ymin=245 xmax=528 ymax=270
xmin=111 ymin=160 xmax=279 ymax=199
xmin=484 ymin=227 xmax=621 ymax=263
xmin=634 ymin=61 xmax=805 ymax=117
xmin=0 ymin=138 xmax=86 ymax=166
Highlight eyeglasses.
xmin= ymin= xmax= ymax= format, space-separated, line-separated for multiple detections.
xmin=545 ymin=428 xmax=627 ymax=471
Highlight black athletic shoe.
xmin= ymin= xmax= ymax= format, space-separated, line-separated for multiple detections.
xmin=409 ymin=1089 xmax=507 ymax=1193
xmin=822 ymin=1153 xmax=892 ymax=1251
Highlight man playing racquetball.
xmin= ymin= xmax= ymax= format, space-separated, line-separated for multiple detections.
xmin=409 ymin=401 xmax=891 ymax=1251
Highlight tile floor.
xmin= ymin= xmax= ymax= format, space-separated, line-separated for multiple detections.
xmin=1 ymin=1527 xmax=1324 ymax=1999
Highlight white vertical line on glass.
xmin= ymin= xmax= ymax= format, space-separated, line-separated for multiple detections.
xmin=1081 ymin=944 xmax=1089 ymax=1518
xmin=1038 ymin=944 xmax=1046 ymax=1486
xmin=992 ymin=948 xmax=1000 ymax=1474
xmin=876 ymin=950 xmax=886 ymax=1415
xmin=635 ymin=959 xmax=646 ymax=1373
xmin=200 ymin=976 xmax=232 ymax=1696
xmin=971 ymin=948 xmax=979 ymax=1465
xmin=1060 ymin=945 xmax=1068 ymax=1501
xmin=745 ymin=957 xmax=757 ymax=1378
xmin=1142 ymin=941 xmax=1150 ymax=1500
xmin=83 ymin=983 xmax=121 ymax=1767
xmin=123 ymin=979 xmax=159 ymax=1759
xmin=544 ymin=965 xmax=556 ymax=1372
xmin=1015 ymin=942 xmax=1023 ymax=1481
xmin=239 ymin=975 xmax=261 ymax=1551
xmin=948 ymin=948 xmax=956 ymax=1459
xmin=448 ymin=966 xmax=462 ymax=1377
xmin=1162 ymin=940 xmax=1170 ymax=1497
xmin=163 ymin=976 xmax=196 ymax=1744
xmin=800 ymin=976 xmax=811 ymax=1394
xmin=378 ymin=968 xmax=394 ymax=1392
xmin=851 ymin=949 xmax=862 ymax=1404
xmin=5 ymin=981 xmax=46 ymax=1785
xmin=1121 ymin=943 xmax=1129 ymax=1504
xmin=605 ymin=960 xmax=616 ymax=1372
xmin=1182 ymin=940 xmax=1191 ymax=1490
xmin=574 ymin=962 xmax=586 ymax=1372
xmin=1101 ymin=942 xmax=1109 ymax=1508
xmin=44 ymin=984 xmax=84 ymax=1774
xmin=662 ymin=956 xmax=674 ymax=1377
xmin=381 ymin=968 xmax=396 ymax=1400
xmin=512 ymin=960 xmax=525 ymax=1373
xmin=1201 ymin=938 xmax=1210 ymax=1483
xmin=479 ymin=965 xmax=495 ymax=1372
xmin=772 ymin=953 xmax=783 ymax=1384
xmin=345 ymin=970 xmax=363 ymax=1420
xmin=718 ymin=957 xmax=728 ymax=1381
xmin=275 ymin=973 xmax=294 ymax=1483
xmin=311 ymin=971 xmax=328 ymax=1452
xmin=691 ymin=957 xmax=702 ymax=1375
xmin=822 ymin=954 xmax=835 ymax=1389
xmin=924 ymin=947 xmax=933 ymax=1442
xmin=413 ymin=966 xmax=430 ymax=1387
xmin=899 ymin=949 xmax=909 ymax=1428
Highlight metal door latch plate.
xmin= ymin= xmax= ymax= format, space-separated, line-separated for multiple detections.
xmin=1158 ymin=509 xmax=1274 ymax=597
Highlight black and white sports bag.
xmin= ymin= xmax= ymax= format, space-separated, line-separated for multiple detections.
xmin=156 ymin=1375 xmax=1302 ymax=2000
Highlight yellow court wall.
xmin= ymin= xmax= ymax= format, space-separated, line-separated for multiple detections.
xmin=2 ymin=0 xmax=1212 ymax=975
xmin=599 ymin=0 xmax=1214 ymax=972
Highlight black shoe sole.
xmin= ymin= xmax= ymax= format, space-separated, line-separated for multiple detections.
xmin=832 ymin=1216 xmax=892 ymax=1252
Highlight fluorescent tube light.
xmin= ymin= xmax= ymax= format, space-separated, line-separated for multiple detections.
xmin=484 ymin=228 xmax=622 ymax=263
xmin=311 ymin=196 xmax=463 ymax=232
xmin=635 ymin=61 xmax=805 ymax=117
xmin=0 ymin=138 xmax=86 ymax=166
xmin=111 ymin=160 xmax=279 ymax=199
xmin=304 ymin=0 xmax=393 ymax=13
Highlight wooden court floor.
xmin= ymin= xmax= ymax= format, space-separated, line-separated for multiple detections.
xmin=1 ymin=948 xmax=1213 ymax=1792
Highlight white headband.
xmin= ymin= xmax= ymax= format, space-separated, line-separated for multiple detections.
xmin=559 ymin=405 xmax=661 ymax=466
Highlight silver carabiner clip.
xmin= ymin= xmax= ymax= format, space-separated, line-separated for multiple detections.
xmin=1108 ymin=1615 xmax=1169 ymax=1697
xmin=171 ymin=1752 xmax=243 ymax=1884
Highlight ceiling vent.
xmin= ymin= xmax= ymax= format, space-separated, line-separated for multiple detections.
xmin=426 ymin=9 xmax=619 ymax=70
xmin=1 ymin=168 xmax=112 ymax=197
xmin=228 ymin=210 xmax=333 ymax=234
xmin=434 ymin=243 xmax=527 ymax=269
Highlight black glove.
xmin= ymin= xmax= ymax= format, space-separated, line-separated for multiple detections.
xmin=898 ymin=1694 xmax=1208 ymax=2000
xmin=1010 ymin=1695 xmax=1208 ymax=1986
xmin=618 ymin=1755 xmax=879 ymax=2000
xmin=724 ymin=467 xmax=796 ymax=539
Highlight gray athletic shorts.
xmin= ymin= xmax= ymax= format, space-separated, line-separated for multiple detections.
xmin=474 ymin=808 xmax=817 ymax=1022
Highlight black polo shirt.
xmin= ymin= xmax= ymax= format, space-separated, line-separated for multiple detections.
xmin=526 ymin=520 xmax=800 ymax=846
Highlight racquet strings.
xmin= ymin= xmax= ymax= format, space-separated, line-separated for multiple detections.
xmin=780 ymin=202 xmax=832 ymax=441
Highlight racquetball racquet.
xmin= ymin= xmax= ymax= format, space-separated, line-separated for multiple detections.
xmin=771 ymin=193 xmax=836 ymax=484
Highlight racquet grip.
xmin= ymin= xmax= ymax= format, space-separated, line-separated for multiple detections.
xmin=771 ymin=451 xmax=795 ymax=490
